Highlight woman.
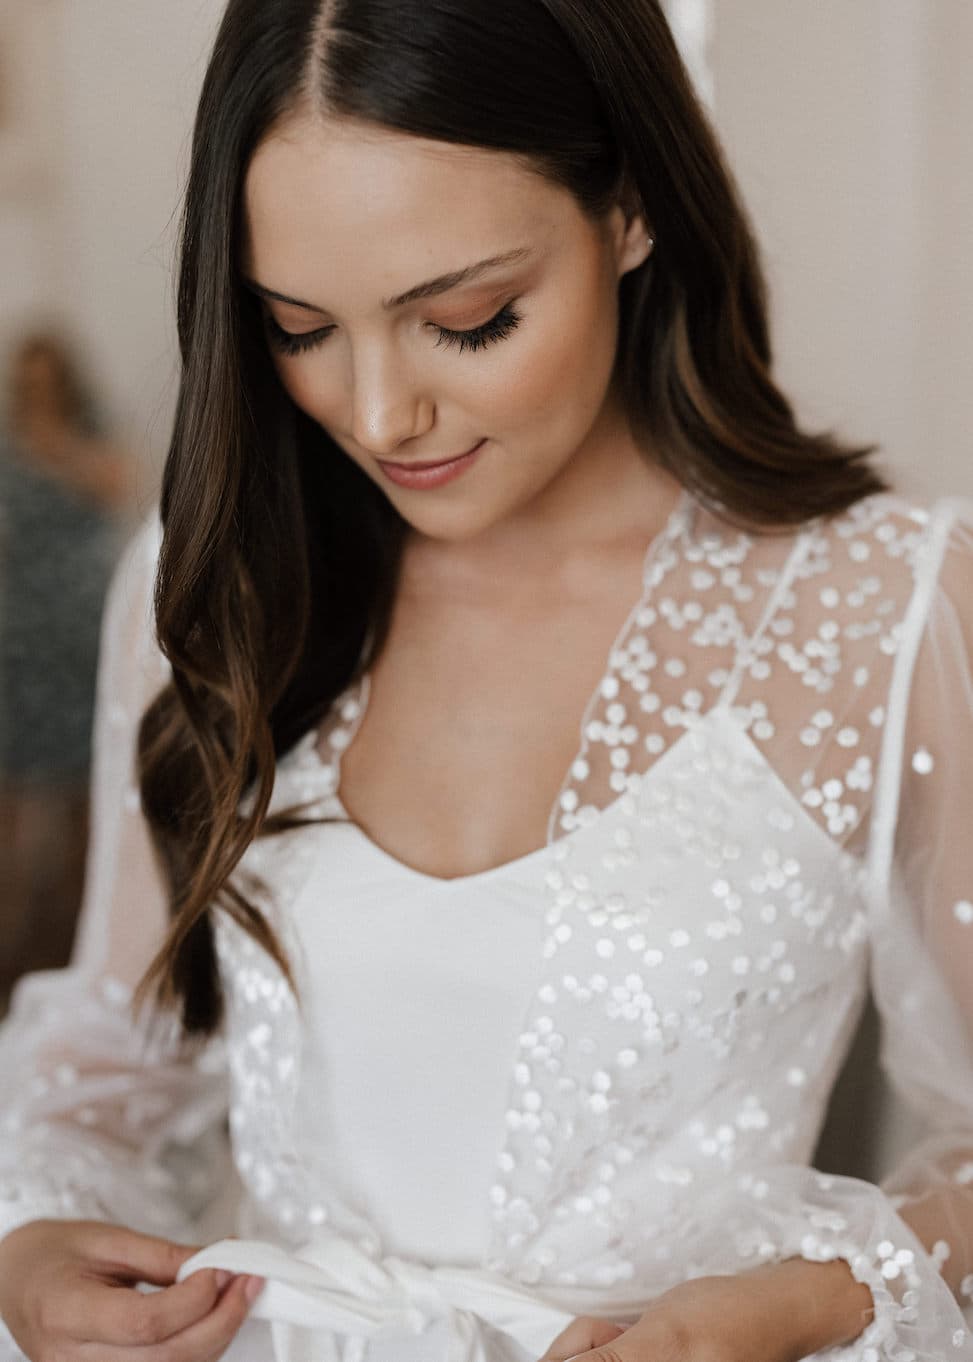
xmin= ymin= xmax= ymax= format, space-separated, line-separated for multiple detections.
xmin=0 ymin=2 xmax=971 ymax=1360
xmin=0 ymin=333 xmax=129 ymax=1012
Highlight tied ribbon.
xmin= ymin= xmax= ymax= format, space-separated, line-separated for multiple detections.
xmin=177 ymin=1235 xmax=576 ymax=1362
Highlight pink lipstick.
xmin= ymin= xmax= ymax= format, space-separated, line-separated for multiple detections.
xmin=377 ymin=439 xmax=487 ymax=491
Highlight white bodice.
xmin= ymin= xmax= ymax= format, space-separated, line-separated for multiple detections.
xmin=290 ymin=815 xmax=550 ymax=1266
xmin=214 ymin=700 xmax=876 ymax=1343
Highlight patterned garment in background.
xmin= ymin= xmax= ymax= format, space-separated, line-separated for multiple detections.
xmin=0 ymin=440 xmax=122 ymax=782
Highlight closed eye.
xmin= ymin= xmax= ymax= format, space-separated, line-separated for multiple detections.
xmin=264 ymin=315 xmax=336 ymax=357
xmin=431 ymin=301 xmax=523 ymax=354
xmin=264 ymin=301 xmax=523 ymax=358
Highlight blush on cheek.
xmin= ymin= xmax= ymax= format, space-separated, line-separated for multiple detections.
xmin=276 ymin=362 xmax=339 ymax=432
xmin=499 ymin=290 xmax=617 ymax=431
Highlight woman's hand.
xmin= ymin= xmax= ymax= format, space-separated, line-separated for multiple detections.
xmin=538 ymin=1259 xmax=875 ymax=1362
xmin=0 ymin=1219 xmax=264 ymax=1361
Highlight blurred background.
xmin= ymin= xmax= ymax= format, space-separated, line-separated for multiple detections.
xmin=0 ymin=0 xmax=970 ymax=1163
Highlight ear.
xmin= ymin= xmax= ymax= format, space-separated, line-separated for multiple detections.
xmin=607 ymin=198 xmax=655 ymax=279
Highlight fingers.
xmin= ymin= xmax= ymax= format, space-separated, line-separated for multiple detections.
xmin=155 ymin=1273 xmax=265 ymax=1362
xmin=77 ymin=1274 xmax=263 ymax=1362
xmin=82 ymin=1223 xmax=203 ymax=1287
xmin=64 ymin=1269 xmax=232 ymax=1347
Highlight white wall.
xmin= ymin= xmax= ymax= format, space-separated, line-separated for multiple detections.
xmin=53 ymin=0 xmax=224 ymax=503
xmin=0 ymin=1 xmax=68 ymax=369
xmin=710 ymin=0 xmax=973 ymax=498
xmin=0 ymin=0 xmax=223 ymax=506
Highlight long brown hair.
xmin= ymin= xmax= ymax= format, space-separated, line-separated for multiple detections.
xmin=137 ymin=0 xmax=883 ymax=1035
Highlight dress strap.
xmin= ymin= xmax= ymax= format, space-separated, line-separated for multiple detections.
xmin=717 ymin=525 xmax=815 ymax=710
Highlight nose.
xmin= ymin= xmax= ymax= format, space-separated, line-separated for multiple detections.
xmin=349 ymin=344 xmax=434 ymax=458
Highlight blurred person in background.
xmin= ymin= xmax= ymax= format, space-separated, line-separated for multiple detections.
xmin=0 ymin=331 xmax=129 ymax=1013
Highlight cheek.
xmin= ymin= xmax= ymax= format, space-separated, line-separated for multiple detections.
xmin=274 ymin=358 xmax=344 ymax=426
xmin=491 ymin=274 xmax=619 ymax=436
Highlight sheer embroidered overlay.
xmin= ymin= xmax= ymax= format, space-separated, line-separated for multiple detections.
xmin=0 ymin=495 xmax=971 ymax=1362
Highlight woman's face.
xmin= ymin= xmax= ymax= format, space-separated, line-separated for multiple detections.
xmin=242 ymin=115 xmax=651 ymax=542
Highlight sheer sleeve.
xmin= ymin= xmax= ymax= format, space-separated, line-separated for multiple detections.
xmin=0 ymin=514 xmax=230 ymax=1250
xmin=865 ymin=498 xmax=973 ymax=1313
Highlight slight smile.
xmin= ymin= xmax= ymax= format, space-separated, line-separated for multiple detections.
xmin=377 ymin=439 xmax=488 ymax=491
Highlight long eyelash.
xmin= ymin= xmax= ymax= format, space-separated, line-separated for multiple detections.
xmin=434 ymin=303 xmax=522 ymax=354
xmin=264 ymin=302 xmax=523 ymax=358
xmin=265 ymin=315 xmax=334 ymax=357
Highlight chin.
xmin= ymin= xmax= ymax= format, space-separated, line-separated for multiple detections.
xmin=389 ymin=495 xmax=511 ymax=545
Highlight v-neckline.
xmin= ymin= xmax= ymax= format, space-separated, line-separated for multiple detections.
xmin=285 ymin=720 xmax=692 ymax=892
xmin=289 ymin=490 xmax=694 ymax=886
xmin=282 ymin=703 xmax=853 ymax=895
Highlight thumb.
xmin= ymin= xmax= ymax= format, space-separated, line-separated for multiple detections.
xmin=542 ymin=1317 xmax=628 ymax=1361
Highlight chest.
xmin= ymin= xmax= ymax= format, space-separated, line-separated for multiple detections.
xmin=332 ymin=562 xmax=647 ymax=880
xmin=311 ymin=496 xmax=912 ymax=882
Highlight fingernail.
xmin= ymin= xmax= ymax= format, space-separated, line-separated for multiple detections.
xmin=214 ymin=1270 xmax=231 ymax=1290
xmin=245 ymin=1276 xmax=265 ymax=1303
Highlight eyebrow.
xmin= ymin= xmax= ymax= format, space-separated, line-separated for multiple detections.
xmin=242 ymin=248 xmax=531 ymax=315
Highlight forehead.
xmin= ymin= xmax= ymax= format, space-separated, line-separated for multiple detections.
xmin=242 ymin=114 xmax=579 ymax=305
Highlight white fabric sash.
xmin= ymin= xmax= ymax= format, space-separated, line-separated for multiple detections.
xmin=177 ymin=1236 xmax=576 ymax=1362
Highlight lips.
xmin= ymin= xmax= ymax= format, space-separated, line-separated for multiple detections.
xmin=376 ymin=439 xmax=487 ymax=491
xmin=379 ymin=441 xmax=484 ymax=473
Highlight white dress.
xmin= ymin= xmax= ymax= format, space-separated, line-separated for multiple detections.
xmin=1 ymin=491 xmax=972 ymax=1362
